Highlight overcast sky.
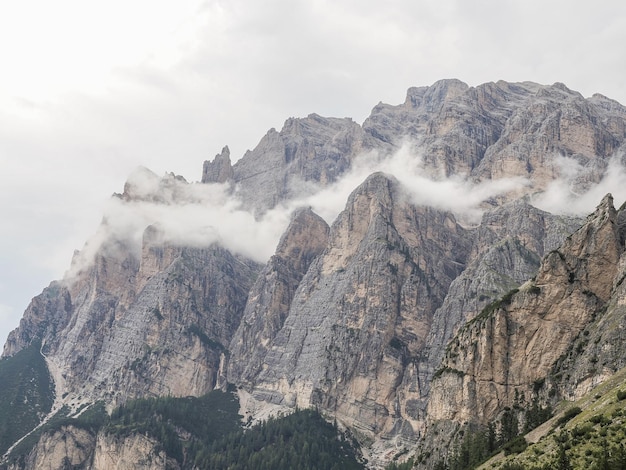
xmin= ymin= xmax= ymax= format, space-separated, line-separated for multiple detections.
xmin=1 ymin=0 xmax=625 ymax=347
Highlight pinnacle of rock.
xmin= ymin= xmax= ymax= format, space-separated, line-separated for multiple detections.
xmin=202 ymin=145 xmax=234 ymax=184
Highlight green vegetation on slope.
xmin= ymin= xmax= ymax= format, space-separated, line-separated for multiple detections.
xmin=4 ymin=389 xmax=363 ymax=470
xmin=422 ymin=391 xmax=552 ymax=470
xmin=0 ymin=341 xmax=54 ymax=455
xmin=194 ymin=408 xmax=363 ymax=470
xmin=106 ymin=389 xmax=242 ymax=464
xmin=477 ymin=367 xmax=626 ymax=470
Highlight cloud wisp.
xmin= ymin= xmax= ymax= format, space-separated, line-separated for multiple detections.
xmin=65 ymin=145 xmax=626 ymax=285
xmin=65 ymin=167 xmax=294 ymax=279
xmin=293 ymin=143 xmax=529 ymax=225
xmin=66 ymin=144 xmax=535 ymax=280
xmin=531 ymin=154 xmax=626 ymax=215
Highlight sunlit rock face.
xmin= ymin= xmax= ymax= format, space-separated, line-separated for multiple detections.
xmin=231 ymin=173 xmax=473 ymax=439
xmin=4 ymin=80 xmax=626 ymax=469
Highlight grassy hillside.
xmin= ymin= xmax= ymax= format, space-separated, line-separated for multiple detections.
xmin=478 ymin=367 xmax=626 ymax=470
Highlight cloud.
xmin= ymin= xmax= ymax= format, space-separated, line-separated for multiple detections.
xmin=531 ymin=154 xmax=626 ymax=215
xmin=65 ymin=168 xmax=294 ymax=278
xmin=66 ymin=143 xmax=532 ymax=280
xmin=291 ymin=142 xmax=529 ymax=225
xmin=373 ymin=145 xmax=528 ymax=221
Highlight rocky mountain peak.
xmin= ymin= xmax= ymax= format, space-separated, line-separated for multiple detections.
xmin=4 ymin=80 xmax=626 ymax=469
xmin=343 ymin=171 xmax=396 ymax=219
xmin=547 ymin=192 xmax=622 ymax=303
xmin=590 ymin=192 xmax=615 ymax=218
xmin=201 ymin=145 xmax=233 ymax=184
xmin=421 ymin=78 xmax=470 ymax=109
xmin=274 ymin=207 xmax=330 ymax=270
xmin=428 ymin=190 xmax=625 ymax=441
xmin=320 ymin=172 xmax=397 ymax=276
xmin=230 ymin=172 xmax=475 ymax=447
xmin=212 ymin=113 xmax=368 ymax=213
xmin=402 ymin=79 xmax=469 ymax=111
xmin=120 ymin=166 xmax=160 ymax=201
xmin=228 ymin=206 xmax=329 ymax=386
xmin=547 ymin=81 xmax=581 ymax=97
xmin=121 ymin=167 xmax=189 ymax=203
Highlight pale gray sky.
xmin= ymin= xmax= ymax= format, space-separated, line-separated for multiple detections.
xmin=1 ymin=0 xmax=625 ymax=346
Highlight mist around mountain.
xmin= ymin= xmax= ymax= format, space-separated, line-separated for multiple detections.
xmin=2 ymin=79 xmax=626 ymax=469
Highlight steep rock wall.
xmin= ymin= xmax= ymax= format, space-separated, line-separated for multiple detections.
xmin=428 ymin=195 xmax=625 ymax=427
xmin=239 ymin=173 xmax=472 ymax=441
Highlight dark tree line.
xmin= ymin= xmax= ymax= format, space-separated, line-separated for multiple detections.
xmin=192 ymin=408 xmax=363 ymax=470
xmin=8 ymin=390 xmax=364 ymax=470
xmin=437 ymin=394 xmax=552 ymax=470
xmin=0 ymin=341 xmax=55 ymax=456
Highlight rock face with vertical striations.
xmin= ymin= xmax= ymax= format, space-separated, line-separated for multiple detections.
xmin=235 ymin=172 xmax=473 ymax=441
xmin=425 ymin=194 xmax=626 ymax=463
xmin=201 ymin=145 xmax=234 ymax=184
xmin=196 ymin=80 xmax=626 ymax=217
xmin=3 ymin=172 xmax=262 ymax=412
xmin=228 ymin=207 xmax=330 ymax=386
xmin=17 ymin=426 xmax=96 ymax=470
xmin=223 ymin=114 xmax=374 ymax=213
xmin=4 ymin=80 xmax=626 ymax=469
xmin=414 ymin=199 xmax=583 ymax=416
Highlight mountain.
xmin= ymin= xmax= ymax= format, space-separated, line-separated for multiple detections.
xmin=2 ymin=79 xmax=626 ymax=469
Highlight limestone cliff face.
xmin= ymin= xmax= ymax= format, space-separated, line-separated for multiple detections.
xmin=476 ymin=84 xmax=626 ymax=190
xmin=14 ymin=426 xmax=95 ymax=470
xmin=236 ymin=173 xmax=473 ymax=441
xmin=3 ymin=283 xmax=72 ymax=358
xmin=91 ymin=433 xmax=179 ymax=470
xmin=223 ymin=114 xmax=373 ymax=212
xmin=203 ymin=80 xmax=626 ymax=217
xmin=428 ymin=195 xmax=625 ymax=428
xmin=3 ymin=175 xmax=261 ymax=411
xmin=106 ymin=244 xmax=257 ymax=403
xmin=202 ymin=146 xmax=234 ymax=184
xmin=10 ymin=427 xmax=179 ymax=470
xmin=228 ymin=207 xmax=330 ymax=385
xmin=546 ymin=201 xmax=626 ymax=398
xmin=363 ymin=80 xmax=626 ymax=189
xmin=364 ymin=79 xmax=501 ymax=174
xmin=5 ymin=80 xmax=626 ymax=469
xmin=227 ymin=179 xmax=581 ymax=454
xmin=67 ymin=240 xmax=258 ymax=408
xmin=416 ymin=200 xmax=582 ymax=405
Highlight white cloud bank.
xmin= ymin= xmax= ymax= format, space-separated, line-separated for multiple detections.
xmin=65 ymin=146 xmax=626 ymax=284
xmin=66 ymin=144 xmax=532 ymax=278
xmin=66 ymin=168 xmax=294 ymax=278
xmin=294 ymin=144 xmax=529 ymax=224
